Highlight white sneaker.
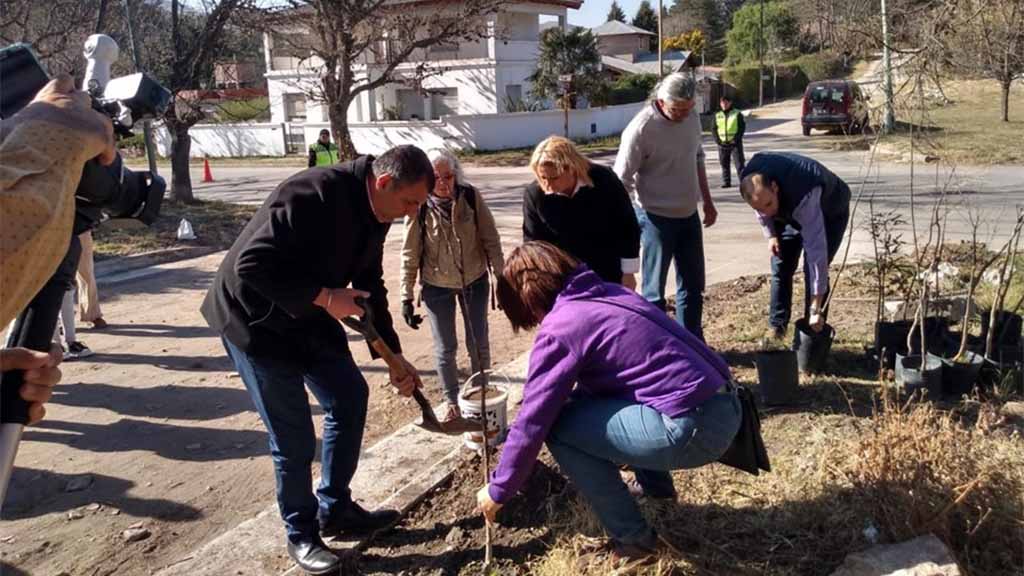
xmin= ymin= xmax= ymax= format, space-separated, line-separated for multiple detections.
xmin=64 ymin=341 xmax=94 ymax=361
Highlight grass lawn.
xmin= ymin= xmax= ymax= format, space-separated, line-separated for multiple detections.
xmin=880 ymin=78 xmax=1024 ymax=165
xmin=92 ymin=200 xmax=257 ymax=260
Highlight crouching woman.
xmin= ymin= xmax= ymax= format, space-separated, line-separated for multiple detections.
xmin=476 ymin=241 xmax=741 ymax=562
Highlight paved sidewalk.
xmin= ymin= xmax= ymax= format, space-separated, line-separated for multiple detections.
xmin=155 ymin=354 xmax=529 ymax=576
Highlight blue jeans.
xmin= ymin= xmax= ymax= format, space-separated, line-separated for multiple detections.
xmin=223 ymin=338 xmax=368 ymax=543
xmin=545 ymin=391 xmax=741 ymax=545
xmin=635 ymin=208 xmax=706 ymax=339
xmin=421 ymin=274 xmax=491 ymax=404
xmin=769 ymin=207 xmax=850 ymax=330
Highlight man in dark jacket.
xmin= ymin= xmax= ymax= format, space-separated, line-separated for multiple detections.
xmin=714 ymin=94 xmax=746 ymax=188
xmin=201 ymin=145 xmax=433 ymax=575
xmin=740 ymin=152 xmax=850 ymax=338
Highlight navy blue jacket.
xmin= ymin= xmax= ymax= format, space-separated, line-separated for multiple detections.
xmin=741 ymin=152 xmax=849 ymax=229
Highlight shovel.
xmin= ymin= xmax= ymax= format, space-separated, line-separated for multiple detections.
xmin=339 ymin=298 xmax=479 ymax=435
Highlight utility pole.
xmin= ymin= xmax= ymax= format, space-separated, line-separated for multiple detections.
xmin=657 ymin=0 xmax=664 ymax=78
xmin=122 ymin=0 xmax=159 ymax=176
xmin=880 ymin=0 xmax=895 ymax=134
xmin=758 ymin=0 xmax=764 ymax=108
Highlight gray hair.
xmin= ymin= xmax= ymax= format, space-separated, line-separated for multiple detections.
xmin=426 ymin=147 xmax=467 ymax=188
xmin=373 ymin=145 xmax=435 ymax=191
xmin=654 ymin=72 xmax=696 ymax=102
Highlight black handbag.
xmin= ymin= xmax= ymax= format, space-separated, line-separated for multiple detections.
xmin=591 ymin=296 xmax=771 ymax=476
xmin=716 ymin=385 xmax=771 ymax=475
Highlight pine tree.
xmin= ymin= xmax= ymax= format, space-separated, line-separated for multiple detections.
xmin=607 ymin=0 xmax=627 ymax=23
xmin=632 ymin=0 xmax=658 ymax=33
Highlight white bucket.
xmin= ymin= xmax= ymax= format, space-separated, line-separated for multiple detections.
xmin=457 ymin=384 xmax=509 ymax=451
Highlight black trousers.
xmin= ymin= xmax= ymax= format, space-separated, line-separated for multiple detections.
xmin=717 ymin=142 xmax=745 ymax=185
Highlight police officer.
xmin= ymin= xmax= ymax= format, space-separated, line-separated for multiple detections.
xmin=308 ymin=129 xmax=340 ymax=167
xmin=740 ymin=152 xmax=850 ymax=337
xmin=714 ymin=94 xmax=746 ymax=188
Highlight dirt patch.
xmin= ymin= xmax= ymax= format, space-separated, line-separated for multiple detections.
xmin=350 ymin=264 xmax=1024 ymax=576
xmin=92 ymin=199 xmax=257 ymax=260
xmin=359 ymin=453 xmax=571 ymax=576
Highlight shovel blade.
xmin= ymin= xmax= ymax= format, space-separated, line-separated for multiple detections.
xmin=413 ymin=415 xmax=483 ymax=436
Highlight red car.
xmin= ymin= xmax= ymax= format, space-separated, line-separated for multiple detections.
xmin=801 ymin=80 xmax=870 ymax=136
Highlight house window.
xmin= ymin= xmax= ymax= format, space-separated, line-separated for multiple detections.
xmin=430 ymin=88 xmax=459 ymax=117
xmin=505 ymin=84 xmax=523 ymax=109
xmin=283 ymin=94 xmax=307 ymax=121
xmin=397 ymin=89 xmax=426 ymax=120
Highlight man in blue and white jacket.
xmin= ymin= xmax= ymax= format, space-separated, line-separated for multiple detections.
xmin=740 ymin=152 xmax=851 ymax=337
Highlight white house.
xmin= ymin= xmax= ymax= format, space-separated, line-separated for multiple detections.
xmin=264 ymin=1 xmax=581 ymax=143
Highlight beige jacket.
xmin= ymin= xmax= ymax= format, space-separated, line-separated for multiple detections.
xmin=401 ymin=185 xmax=504 ymax=302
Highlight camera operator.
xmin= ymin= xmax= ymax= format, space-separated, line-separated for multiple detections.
xmin=1 ymin=74 xmax=116 ymax=422
xmin=1 ymin=74 xmax=116 ymax=326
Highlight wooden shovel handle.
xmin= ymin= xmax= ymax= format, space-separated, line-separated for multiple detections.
xmin=369 ymin=338 xmax=408 ymax=380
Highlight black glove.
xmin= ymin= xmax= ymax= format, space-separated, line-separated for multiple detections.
xmin=402 ymin=300 xmax=423 ymax=330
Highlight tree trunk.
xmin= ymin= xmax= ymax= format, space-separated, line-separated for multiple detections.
xmin=328 ymin=101 xmax=358 ymax=160
xmin=1001 ymin=79 xmax=1011 ymax=123
xmin=169 ymin=121 xmax=196 ymax=204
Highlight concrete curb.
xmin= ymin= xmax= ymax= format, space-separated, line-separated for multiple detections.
xmin=154 ymin=353 xmax=529 ymax=576
xmin=95 ymin=246 xmax=220 ymax=280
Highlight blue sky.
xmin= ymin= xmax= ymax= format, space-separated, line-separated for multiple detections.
xmin=568 ymin=0 xmax=655 ymax=28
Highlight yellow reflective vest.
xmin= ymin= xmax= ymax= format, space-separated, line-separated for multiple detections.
xmin=310 ymin=142 xmax=340 ymax=166
xmin=716 ymin=109 xmax=742 ymax=143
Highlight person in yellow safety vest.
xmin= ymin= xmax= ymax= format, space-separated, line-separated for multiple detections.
xmin=308 ymin=129 xmax=340 ymax=167
xmin=713 ymin=94 xmax=746 ymax=188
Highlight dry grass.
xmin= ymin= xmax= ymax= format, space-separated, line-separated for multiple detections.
xmin=456 ymin=135 xmax=622 ymax=167
xmin=92 ymin=199 xmax=256 ymax=259
xmin=880 ymin=79 xmax=1024 ymax=165
xmin=525 ymin=265 xmax=1024 ymax=576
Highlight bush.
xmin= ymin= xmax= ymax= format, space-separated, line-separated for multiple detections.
xmin=603 ymin=73 xmax=658 ymax=105
xmin=723 ymin=63 xmax=809 ymax=107
xmin=791 ymin=52 xmax=848 ymax=82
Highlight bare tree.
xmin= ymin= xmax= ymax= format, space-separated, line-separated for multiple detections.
xmin=259 ymin=0 xmax=506 ymax=158
xmin=942 ymin=0 xmax=1024 ymax=122
xmin=154 ymin=0 xmax=250 ymax=203
xmin=0 ymin=1 xmax=101 ymax=73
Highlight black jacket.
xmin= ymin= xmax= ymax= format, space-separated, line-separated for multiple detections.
xmin=201 ymin=156 xmax=401 ymax=362
xmin=523 ymin=163 xmax=641 ymax=283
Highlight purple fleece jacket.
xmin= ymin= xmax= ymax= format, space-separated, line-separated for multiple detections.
xmin=488 ymin=267 xmax=730 ymax=503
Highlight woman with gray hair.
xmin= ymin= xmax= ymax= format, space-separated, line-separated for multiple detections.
xmin=614 ymin=71 xmax=717 ymax=342
xmin=400 ymin=148 xmax=505 ymax=423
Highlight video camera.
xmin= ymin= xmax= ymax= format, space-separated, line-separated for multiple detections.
xmin=0 ymin=36 xmax=171 ymax=227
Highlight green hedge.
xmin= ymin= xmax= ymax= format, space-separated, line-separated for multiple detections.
xmin=604 ymin=73 xmax=659 ymax=106
xmin=722 ymin=64 xmax=809 ymax=106
xmin=790 ymin=52 xmax=848 ymax=82
xmin=722 ymin=52 xmax=852 ymax=107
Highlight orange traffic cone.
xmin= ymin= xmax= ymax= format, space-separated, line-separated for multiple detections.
xmin=202 ymin=157 xmax=214 ymax=183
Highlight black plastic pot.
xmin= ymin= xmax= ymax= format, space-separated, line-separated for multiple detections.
xmin=756 ymin=349 xmax=799 ymax=406
xmin=941 ymin=351 xmax=984 ymax=397
xmin=874 ymin=320 xmax=912 ymax=368
xmin=979 ymin=310 xmax=1023 ymax=348
xmin=909 ymin=317 xmax=950 ymax=356
xmin=895 ymin=352 xmax=943 ymax=397
xmin=794 ymin=319 xmax=834 ymax=374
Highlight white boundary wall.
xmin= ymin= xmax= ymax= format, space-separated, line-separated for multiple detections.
xmin=153 ymin=102 xmax=646 ymax=158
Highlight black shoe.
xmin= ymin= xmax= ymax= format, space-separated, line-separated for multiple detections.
xmin=626 ymin=479 xmax=677 ymax=501
xmin=286 ymin=536 xmax=340 ymax=575
xmin=320 ymin=502 xmax=400 ymax=537
xmin=721 ymin=182 xmax=733 ymax=189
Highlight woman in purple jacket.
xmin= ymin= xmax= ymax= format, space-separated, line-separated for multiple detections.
xmin=476 ymin=241 xmax=741 ymax=562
